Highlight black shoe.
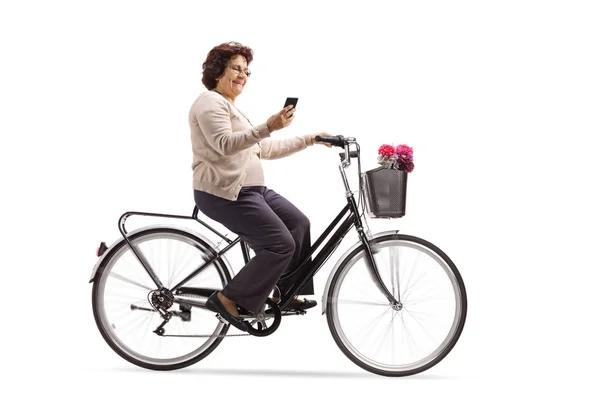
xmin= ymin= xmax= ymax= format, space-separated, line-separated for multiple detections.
xmin=206 ymin=292 xmax=249 ymax=332
xmin=272 ymin=297 xmax=317 ymax=311
xmin=291 ymin=298 xmax=317 ymax=310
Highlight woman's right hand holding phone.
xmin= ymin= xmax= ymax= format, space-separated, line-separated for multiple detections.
xmin=267 ymin=105 xmax=295 ymax=133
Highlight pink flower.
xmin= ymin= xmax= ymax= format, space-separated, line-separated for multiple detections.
xmin=378 ymin=142 xmax=415 ymax=173
xmin=396 ymin=144 xmax=413 ymax=156
xmin=378 ymin=144 xmax=396 ymax=158
xmin=399 ymin=161 xmax=414 ymax=173
xmin=396 ymin=150 xmax=413 ymax=163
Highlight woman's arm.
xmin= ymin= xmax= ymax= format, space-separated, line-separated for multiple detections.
xmin=195 ymin=97 xmax=271 ymax=156
xmin=259 ymin=134 xmax=314 ymax=160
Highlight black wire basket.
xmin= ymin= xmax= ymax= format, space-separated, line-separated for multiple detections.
xmin=362 ymin=166 xmax=408 ymax=218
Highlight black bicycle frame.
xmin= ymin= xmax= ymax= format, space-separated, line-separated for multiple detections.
xmin=273 ymin=192 xmax=398 ymax=310
xmin=117 ymin=189 xmax=399 ymax=312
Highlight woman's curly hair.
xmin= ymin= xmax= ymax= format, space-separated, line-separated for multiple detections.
xmin=202 ymin=41 xmax=254 ymax=90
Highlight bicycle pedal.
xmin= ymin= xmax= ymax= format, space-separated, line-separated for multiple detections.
xmin=281 ymin=309 xmax=307 ymax=316
xmin=215 ymin=314 xmax=229 ymax=325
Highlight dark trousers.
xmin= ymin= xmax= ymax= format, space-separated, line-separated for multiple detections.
xmin=194 ymin=186 xmax=314 ymax=314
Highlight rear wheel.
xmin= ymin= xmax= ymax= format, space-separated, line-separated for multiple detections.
xmin=91 ymin=227 xmax=232 ymax=370
xmin=326 ymin=234 xmax=467 ymax=377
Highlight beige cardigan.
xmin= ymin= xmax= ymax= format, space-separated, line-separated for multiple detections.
xmin=189 ymin=91 xmax=313 ymax=200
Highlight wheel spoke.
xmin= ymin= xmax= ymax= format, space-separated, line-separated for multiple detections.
xmin=403 ymin=291 xmax=448 ymax=308
xmin=402 ymin=307 xmax=447 ymax=321
xmin=389 ymin=248 xmax=396 ymax=300
xmin=389 ymin=246 xmax=401 ymax=300
xmin=115 ymin=309 xmax=153 ymax=337
xmin=401 ymin=266 xmax=431 ymax=305
xmin=170 ymin=254 xmax=213 ymax=289
xmin=400 ymin=311 xmax=421 ymax=360
xmin=108 ymin=272 xmax=154 ymax=291
xmin=353 ymin=307 xmax=392 ymax=350
xmin=169 ymin=242 xmax=190 ymax=287
xmin=391 ymin=311 xmax=396 ymax=365
xmin=404 ymin=308 xmax=442 ymax=348
xmin=334 ymin=297 xmax=389 ymax=307
xmin=103 ymin=291 xmax=146 ymax=306
xmin=371 ymin=312 xmax=395 ymax=360
xmin=167 ymin=238 xmax=173 ymax=287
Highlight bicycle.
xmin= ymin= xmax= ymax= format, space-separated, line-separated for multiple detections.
xmin=89 ymin=135 xmax=467 ymax=377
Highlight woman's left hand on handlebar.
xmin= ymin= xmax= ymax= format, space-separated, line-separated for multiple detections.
xmin=310 ymin=133 xmax=334 ymax=147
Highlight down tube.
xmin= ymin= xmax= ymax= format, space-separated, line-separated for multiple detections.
xmin=283 ymin=215 xmax=356 ymax=303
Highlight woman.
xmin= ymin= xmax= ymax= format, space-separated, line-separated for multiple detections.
xmin=189 ymin=41 xmax=332 ymax=331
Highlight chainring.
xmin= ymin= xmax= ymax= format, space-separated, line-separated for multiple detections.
xmin=245 ymin=298 xmax=281 ymax=337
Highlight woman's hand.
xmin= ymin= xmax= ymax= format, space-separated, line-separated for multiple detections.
xmin=311 ymin=132 xmax=334 ymax=147
xmin=267 ymin=105 xmax=295 ymax=133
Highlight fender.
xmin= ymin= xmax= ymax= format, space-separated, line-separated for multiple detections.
xmin=88 ymin=224 xmax=235 ymax=284
xmin=321 ymin=230 xmax=399 ymax=314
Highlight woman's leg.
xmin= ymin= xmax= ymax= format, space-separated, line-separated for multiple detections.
xmin=194 ymin=187 xmax=295 ymax=314
xmin=262 ymin=187 xmax=314 ymax=296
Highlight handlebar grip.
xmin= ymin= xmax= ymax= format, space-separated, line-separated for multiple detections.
xmin=315 ymin=135 xmax=346 ymax=148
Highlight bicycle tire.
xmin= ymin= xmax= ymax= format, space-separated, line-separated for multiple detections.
xmin=326 ymin=233 xmax=467 ymax=377
xmin=91 ymin=227 xmax=232 ymax=371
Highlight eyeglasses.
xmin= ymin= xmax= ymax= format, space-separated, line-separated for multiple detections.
xmin=228 ymin=65 xmax=251 ymax=77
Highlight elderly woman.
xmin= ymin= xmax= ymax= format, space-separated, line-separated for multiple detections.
xmin=189 ymin=41 xmax=332 ymax=331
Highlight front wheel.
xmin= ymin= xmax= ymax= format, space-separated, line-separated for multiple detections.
xmin=326 ymin=234 xmax=467 ymax=377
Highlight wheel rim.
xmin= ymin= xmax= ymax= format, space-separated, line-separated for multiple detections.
xmin=330 ymin=239 xmax=464 ymax=373
xmin=95 ymin=231 xmax=228 ymax=366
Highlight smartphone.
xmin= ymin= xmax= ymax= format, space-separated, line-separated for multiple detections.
xmin=284 ymin=97 xmax=298 ymax=109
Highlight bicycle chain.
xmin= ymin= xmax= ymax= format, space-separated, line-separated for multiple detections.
xmin=156 ymin=310 xmax=291 ymax=338
xmin=159 ymin=332 xmax=250 ymax=338
xmin=155 ymin=313 xmax=253 ymax=338
xmin=158 ymin=311 xmax=295 ymax=338
xmin=151 ymin=293 xmax=292 ymax=338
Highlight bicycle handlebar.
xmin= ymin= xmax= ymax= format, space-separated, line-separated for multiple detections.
xmin=316 ymin=134 xmax=359 ymax=172
xmin=315 ymin=135 xmax=346 ymax=148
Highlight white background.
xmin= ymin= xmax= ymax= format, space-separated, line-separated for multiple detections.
xmin=1 ymin=0 xmax=599 ymax=398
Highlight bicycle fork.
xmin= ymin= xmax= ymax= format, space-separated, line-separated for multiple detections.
xmin=357 ymin=230 xmax=401 ymax=307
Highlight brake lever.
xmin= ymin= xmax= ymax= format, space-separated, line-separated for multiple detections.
xmin=338 ymin=151 xmax=359 ymax=162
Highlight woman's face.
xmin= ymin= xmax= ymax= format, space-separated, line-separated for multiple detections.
xmin=215 ymin=54 xmax=250 ymax=100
